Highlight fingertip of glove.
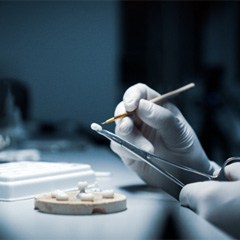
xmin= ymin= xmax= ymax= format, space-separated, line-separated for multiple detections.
xmin=117 ymin=118 xmax=133 ymax=136
xmin=224 ymin=162 xmax=240 ymax=181
xmin=124 ymin=100 xmax=138 ymax=112
xmin=138 ymin=99 xmax=152 ymax=113
xmin=179 ymin=185 xmax=190 ymax=206
xmin=142 ymin=143 xmax=154 ymax=155
xmin=123 ymin=84 xmax=148 ymax=112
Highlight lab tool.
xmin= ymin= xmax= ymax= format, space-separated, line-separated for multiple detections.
xmin=0 ymin=161 xmax=95 ymax=201
xmin=91 ymin=123 xmax=240 ymax=188
xmin=102 ymin=82 xmax=195 ymax=124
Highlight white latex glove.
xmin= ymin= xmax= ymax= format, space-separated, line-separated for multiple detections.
xmin=179 ymin=162 xmax=240 ymax=238
xmin=110 ymin=83 xmax=215 ymax=198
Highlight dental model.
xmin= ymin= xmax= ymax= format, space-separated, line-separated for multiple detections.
xmin=102 ymin=189 xmax=114 ymax=198
xmin=90 ymin=123 xmax=102 ymax=132
xmin=35 ymin=183 xmax=126 ymax=215
xmin=51 ymin=189 xmax=63 ymax=198
xmin=78 ymin=193 xmax=94 ymax=201
xmin=55 ymin=191 xmax=69 ymax=201
xmin=78 ymin=181 xmax=88 ymax=192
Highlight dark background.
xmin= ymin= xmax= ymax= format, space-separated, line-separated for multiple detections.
xmin=1 ymin=1 xmax=240 ymax=163
xmin=120 ymin=1 xmax=240 ymax=164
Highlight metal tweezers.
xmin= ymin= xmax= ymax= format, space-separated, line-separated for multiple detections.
xmin=96 ymin=127 xmax=240 ymax=188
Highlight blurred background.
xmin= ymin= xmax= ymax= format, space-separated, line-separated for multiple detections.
xmin=0 ymin=1 xmax=240 ymax=164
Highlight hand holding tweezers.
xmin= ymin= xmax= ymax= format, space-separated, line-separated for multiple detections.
xmin=92 ymin=125 xmax=240 ymax=188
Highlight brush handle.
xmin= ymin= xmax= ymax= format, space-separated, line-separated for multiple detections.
xmin=102 ymin=82 xmax=195 ymax=124
xmin=151 ymin=83 xmax=195 ymax=104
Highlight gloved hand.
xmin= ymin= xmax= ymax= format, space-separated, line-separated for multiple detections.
xmin=110 ymin=83 xmax=216 ymax=198
xmin=179 ymin=162 xmax=240 ymax=238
